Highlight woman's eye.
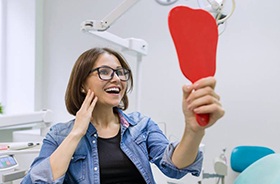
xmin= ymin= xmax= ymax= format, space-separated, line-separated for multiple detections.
xmin=99 ymin=69 xmax=110 ymax=75
xmin=116 ymin=70 xmax=124 ymax=76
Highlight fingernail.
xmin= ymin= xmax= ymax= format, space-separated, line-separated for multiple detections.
xmin=185 ymin=85 xmax=192 ymax=92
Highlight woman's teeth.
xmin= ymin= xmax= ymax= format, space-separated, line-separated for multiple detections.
xmin=105 ymin=87 xmax=120 ymax=94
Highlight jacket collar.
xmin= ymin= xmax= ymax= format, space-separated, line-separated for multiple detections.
xmin=116 ymin=108 xmax=137 ymax=127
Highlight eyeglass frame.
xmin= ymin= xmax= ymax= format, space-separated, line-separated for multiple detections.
xmin=88 ymin=66 xmax=131 ymax=82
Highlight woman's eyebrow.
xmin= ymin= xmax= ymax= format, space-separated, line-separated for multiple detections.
xmin=96 ymin=65 xmax=123 ymax=69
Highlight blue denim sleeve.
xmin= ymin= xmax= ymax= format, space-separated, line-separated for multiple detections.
xmin=21 ymin=124 xmax=66 ymax=184
xmin=159 ymin=142 xmax=203 ymax=179
xmin=140 ymin=115 xmax=203 ymax=179
xmin=141 ymin=117 xmax=203 ymax=179
xmin=21 ymin=157 xmax=65 ymax=184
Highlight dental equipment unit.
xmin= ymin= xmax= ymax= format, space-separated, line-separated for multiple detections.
xmin=0 ymin=110 xmax=52 ymax=183
xmin=0 ymin=109 xmax=52 ymax=136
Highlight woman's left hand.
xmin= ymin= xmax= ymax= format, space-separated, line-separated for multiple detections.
xmin=182 ymin=77 xmax=225 ymax=132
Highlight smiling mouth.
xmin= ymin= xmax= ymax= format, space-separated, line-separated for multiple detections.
xmin=105 ymin=87 xmax=120 ymax=94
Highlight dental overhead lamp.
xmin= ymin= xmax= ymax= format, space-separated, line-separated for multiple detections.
xmin=155 ymin=0 xmax=179 ymax=5
xmin=155 ymin=0 xmax=236 ymax=34
xmin=197 ymin=0 xmax=236 ymax=34
xmin=197 ymin=0 xmax=236 ymax=23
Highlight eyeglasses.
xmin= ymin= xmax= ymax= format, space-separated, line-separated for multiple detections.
xmin=89 ymin=66 xmax=131 ymax=81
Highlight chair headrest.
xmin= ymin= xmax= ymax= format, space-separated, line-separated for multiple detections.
xmin=230 ymin=145 xmax=275 ymax=173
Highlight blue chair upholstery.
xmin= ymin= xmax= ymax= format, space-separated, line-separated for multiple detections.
xmin=231 ymin=146 xmax=275 ymax=173
xmin=234 ymin=153 xmax=280 ymax=184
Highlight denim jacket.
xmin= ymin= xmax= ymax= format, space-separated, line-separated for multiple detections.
xmin=21 ymin=109 xmax=203 ymax=184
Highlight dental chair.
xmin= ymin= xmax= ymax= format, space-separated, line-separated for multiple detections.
xmin=231 ymin=146 xmax=280 ymax=184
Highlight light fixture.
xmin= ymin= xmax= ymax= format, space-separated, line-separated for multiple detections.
xmin=155 ymin=0 xmax=179 ymax=5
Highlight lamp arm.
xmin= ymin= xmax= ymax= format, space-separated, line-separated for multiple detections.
xmin=82 ymin=0 xmax=140 ymax=31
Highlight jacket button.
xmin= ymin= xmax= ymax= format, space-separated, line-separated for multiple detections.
xmin=94 ymin=167 xmax=98 ymax=171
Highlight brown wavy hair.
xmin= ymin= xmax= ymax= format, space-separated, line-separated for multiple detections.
xmin=65 ymin=47 xmax=133 ymax=116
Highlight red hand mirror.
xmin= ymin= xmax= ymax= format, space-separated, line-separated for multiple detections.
xmin=168 ymin=6 xmax=218 ymax=126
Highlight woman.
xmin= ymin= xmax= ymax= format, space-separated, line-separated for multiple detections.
xmin=21 ymin=47 xmax=224 ymax=184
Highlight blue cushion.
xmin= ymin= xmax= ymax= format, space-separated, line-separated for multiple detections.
xmin=234 ymin=154 xmax=280 ymax=184
xmin=231 ymin=146 xmax=275 ymax=172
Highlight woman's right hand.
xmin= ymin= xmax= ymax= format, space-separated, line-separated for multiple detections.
xmin=49 ymin=90 xmax=97 ymax=180
xmin=72 ymin=90 xmax=98 ymax=137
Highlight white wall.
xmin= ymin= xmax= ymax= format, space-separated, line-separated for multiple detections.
xmin=39 ymin=0 xmax=280 ymax=183
xmin=0 ymin=0 xmax=4 ymax=103
xmin=0 ymin=0 xmax=37 ymax=114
